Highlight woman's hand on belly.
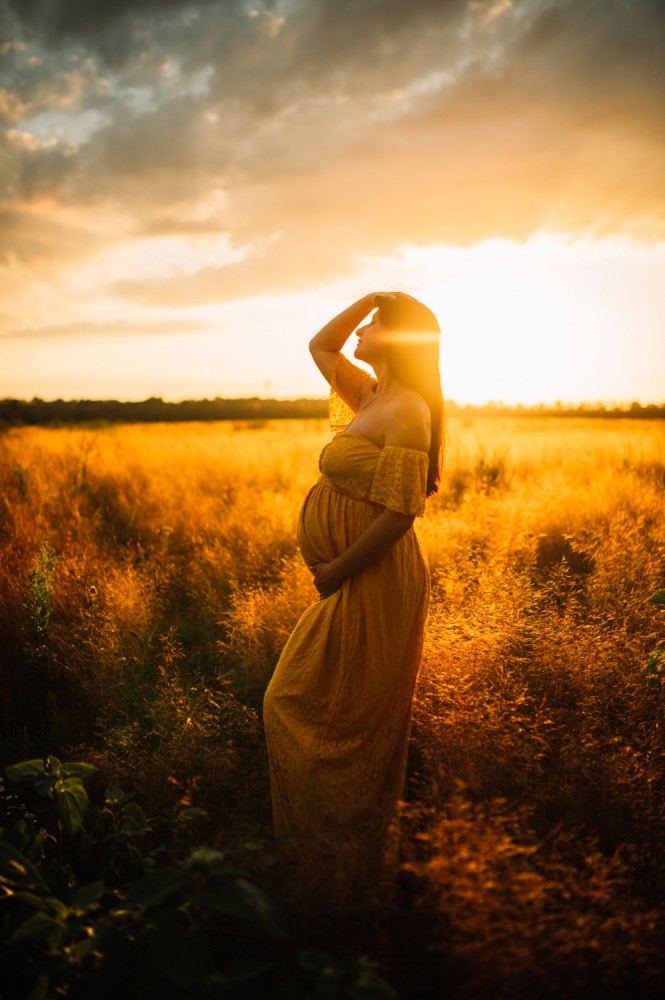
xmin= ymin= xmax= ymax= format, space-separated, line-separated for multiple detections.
xmin=308 ymin=560 xmax=346 ymax=598
xmin=308 ymin=508 xmax=415 ymax=597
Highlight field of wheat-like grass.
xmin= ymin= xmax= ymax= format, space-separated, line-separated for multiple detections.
xmin=1 ymin=415 xmax=664 ymax=998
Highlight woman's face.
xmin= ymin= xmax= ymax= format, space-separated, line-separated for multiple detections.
xmin=353 ymin=311 xmax=391 ymax=364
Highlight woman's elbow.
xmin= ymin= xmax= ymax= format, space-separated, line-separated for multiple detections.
xmin=386 ymin=510 xmax=416 ymax=534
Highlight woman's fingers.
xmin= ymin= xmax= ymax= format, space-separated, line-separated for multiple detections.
xmin=308 ymin=561 xmax=341 ymax=597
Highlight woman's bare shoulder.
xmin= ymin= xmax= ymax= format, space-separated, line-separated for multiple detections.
xmin=384 ymin=392 xmax=431 ymax=451
xmin=387 ymin=390 xmax=430 ymax=423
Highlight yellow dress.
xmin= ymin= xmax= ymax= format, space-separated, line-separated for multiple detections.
xmin=263 ymin=353 xmax=431 ymax=908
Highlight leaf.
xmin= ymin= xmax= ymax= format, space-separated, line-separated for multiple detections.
xmin=10 ymin=910 xmax=65 ymax=947
xmin=197 ymin=876 xmax=289 ymax=938
xmin=296 ymin=952 xmax=399 ymax=1000
xmin=12 ymin=892 xmax=68 ymax=920
xmin=648 ymin=589 xmax=665 ymax=606
xmin=29 ymin=756 xmax=62 ymax=797
xmin=119 ymin=800 xmax=150 ymax=835
xmin=68 ymin=936 xmax=95 ymax=965
xmin=5 ymin=759 xmax=47 ymax=782
xmin=105 ymin=784 xmax=127 ymax=805
xmin=33 ymin=773 xmax=59 ymax=797
xmin=184 ymin=850 xmax=242 ymax=880
xmin=0 ymin=840 xmax=49 ymax=892
xmin=70 ymin=880 xmax=105 ymax=913
xmin=12 ymin=891 xmax=52 ymax=910
xmin=61 ymin=762 xmax=97 ymax=779
xmin=44 ymin=756 xmax=62 ymax=776
xmin=185 ymin=846 xmax=231 ymax=874
xmin=299 ymin=954 xmax=342 ymax=1000
xmin=346 ymin=966 xmax=400 ymax=1000
xmin=55 ymin=777 xmax=89 ymax=836
xmin=124 ymin=867 xmax=188 ymax=908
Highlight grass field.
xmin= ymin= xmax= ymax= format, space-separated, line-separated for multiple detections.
xmin=1 ymin=415 xmax=664 ymax=998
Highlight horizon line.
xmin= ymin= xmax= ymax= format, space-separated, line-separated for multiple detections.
xmin=2 ymin=394 xmax=664 ymax=411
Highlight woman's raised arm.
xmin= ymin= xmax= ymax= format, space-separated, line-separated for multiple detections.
xmin=309 ymin=294 xmax=375 ymax=383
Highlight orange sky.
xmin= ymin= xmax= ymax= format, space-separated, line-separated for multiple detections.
xmin=1 ymin=0 xmax=664 ymax=404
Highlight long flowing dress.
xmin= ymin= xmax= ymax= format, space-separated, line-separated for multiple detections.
xmin=263 ymin=352 xmax=431 ymax=908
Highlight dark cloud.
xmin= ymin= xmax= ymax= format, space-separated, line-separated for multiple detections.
xmin=4 ymin=1 xmax=465 ymax=72
xmin=2 ymin=0 xmax=223 ymax=67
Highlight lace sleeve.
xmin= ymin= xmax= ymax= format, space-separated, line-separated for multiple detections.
xmin=368 ymin=445 xmax=429 ymax=517
xmin=329 ymin=353 xmax=375 ymax=432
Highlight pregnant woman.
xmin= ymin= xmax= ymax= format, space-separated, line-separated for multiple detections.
xmin=263 ymin=291 xmax=443 ymax=911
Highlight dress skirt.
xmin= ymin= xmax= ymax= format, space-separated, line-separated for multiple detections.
xmin=263 ymin=474 xmax=430 ymax=908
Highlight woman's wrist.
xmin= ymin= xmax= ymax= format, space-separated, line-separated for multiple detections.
xmin=329 ymin=555 xmax=350 ymax=584
xmin=310 ymin=295 xmax=375 ymax=355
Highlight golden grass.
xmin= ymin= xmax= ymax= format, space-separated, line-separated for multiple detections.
xmin=1 ymin=414 xmax=664 ymax=996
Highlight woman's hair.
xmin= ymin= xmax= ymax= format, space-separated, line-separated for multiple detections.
xmin=375 ymin=294 xmax=444 ymax=497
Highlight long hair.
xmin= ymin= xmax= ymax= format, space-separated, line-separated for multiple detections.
xmin=376 ymin=294 xmax=444 ymax=497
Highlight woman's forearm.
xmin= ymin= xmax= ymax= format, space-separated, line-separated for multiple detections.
xmin=309 ymin=508 xmax=416 ymax=597
xmin=335 ymin=509 xmax=415 ymax=579
xmin=309 ymin=294 xmax=374 ymax=354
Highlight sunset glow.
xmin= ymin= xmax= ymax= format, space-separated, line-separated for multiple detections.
xmin=1 ymin=0 xmax=664 ymax=405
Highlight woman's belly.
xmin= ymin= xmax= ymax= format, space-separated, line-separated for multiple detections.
xmin=295 ymin=480 xmax=429 ymax=593
xmin=296 ymin=481 xmax=382 ymax=568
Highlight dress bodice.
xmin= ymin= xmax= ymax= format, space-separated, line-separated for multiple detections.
xmin=317 ymin=431 xmax=428 ymax=517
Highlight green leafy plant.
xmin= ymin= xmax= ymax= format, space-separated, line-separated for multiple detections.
xmin=646 ymin=589 xmax=665 ymax=689
xmin=26 ymin=535 xmax=58 ymax=649
xmin=1 ymin=757 xmax=398 ymax=999
xmin=5 ymin=756 xmax=94 ymax=837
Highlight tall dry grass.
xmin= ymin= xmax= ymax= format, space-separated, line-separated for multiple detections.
xmin=0 ymin=415 xmax=664 ymax=996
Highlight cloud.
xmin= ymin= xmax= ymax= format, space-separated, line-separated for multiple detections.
xmin=1 ymin=0 xmax=664 ymax=308
xmin=1 ymin=317 xmax=213 ymax=340
xmin=113 ymin=227 xmax=369 ymax=305
xmin=0 ymin=207 xmax=104 ymax=268
xmin=2 ymin=0 xmax=221 ymax=67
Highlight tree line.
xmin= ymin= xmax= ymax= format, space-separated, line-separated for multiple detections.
xmin=0 ymin=395 xmax=663 ymax=427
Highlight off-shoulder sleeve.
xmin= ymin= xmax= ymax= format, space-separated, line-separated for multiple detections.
xmin=368 ymin=445 xmax=429 ymax=517
xmin=329 ymin=353 xmax=375 ymax=432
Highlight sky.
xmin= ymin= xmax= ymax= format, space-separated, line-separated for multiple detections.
xmin=0 ymin=0 xmax=664 ymax=405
